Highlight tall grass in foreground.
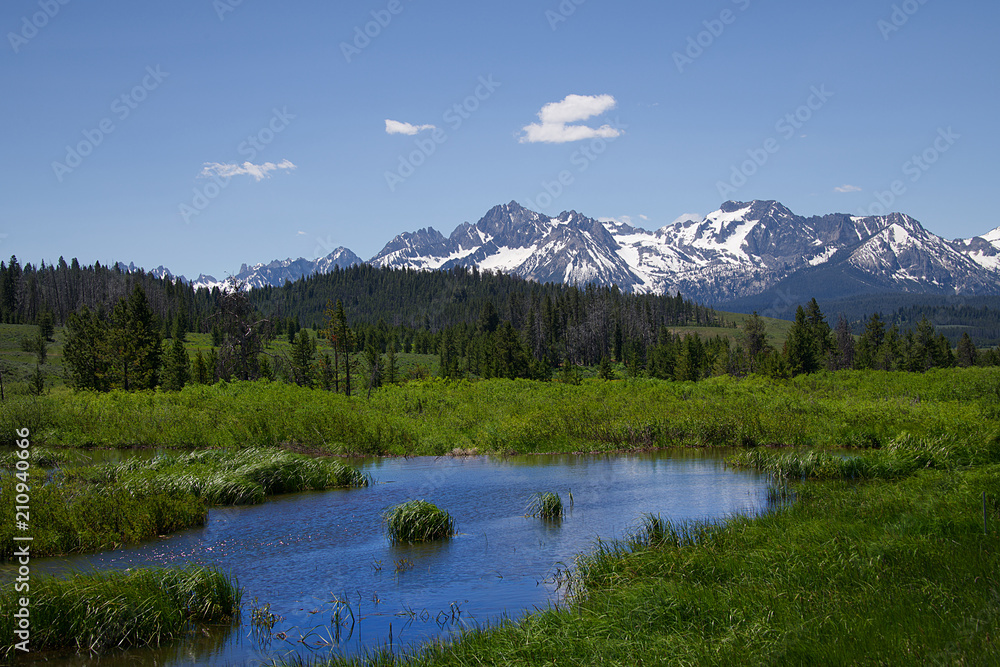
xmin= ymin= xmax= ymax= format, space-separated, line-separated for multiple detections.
xmin=383 ymin=501 xmax=455 ymax=544
xmin=0 ymin=566 xmax=240 ymax=659
xmin=525 ymin=492 xmax=563 ymax=519
xmin=0 ymin=476 xmax=206 ymax=560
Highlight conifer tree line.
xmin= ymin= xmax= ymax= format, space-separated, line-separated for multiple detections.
xmin=6 ymin=254 xmax=999 ymax=393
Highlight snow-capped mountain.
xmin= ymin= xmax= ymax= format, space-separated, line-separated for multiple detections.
xmin=191 ymin=247 xmax=363 ymax=290
xmin=119 ymin=249 xmax=363 ymax=291
xmin=125 ymin=201 xmax=1000 ymax=305
xmin=369 ymin=200 xmax=1000 ymax=303
xmin=956 ymin=225 xmax=1000 ymax=274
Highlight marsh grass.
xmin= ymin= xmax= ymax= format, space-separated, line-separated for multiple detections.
xmin=0 ymin=446 xmax=86 ymax=468
xmin=0 ymin=565 xmax=240 ymax=658
xmin=73 ymin=448 xmax=371 ymax=506
xmin=383 ymin=500 xmax=455 ymax=544
xmin=525 ymin=491 xmax=563 ymax=519
xmin=2 ymin=448 xmax=369 ymax=560
xmin=0 ymin=477 xmax=206 ymax=559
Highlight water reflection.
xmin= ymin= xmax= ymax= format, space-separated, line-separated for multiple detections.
xmin=6 ymin=449 xmax=769 ymax=665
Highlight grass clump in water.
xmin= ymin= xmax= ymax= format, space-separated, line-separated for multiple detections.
xmin=0 ymin=565 xmax=240 ymax=658
xmin=526 ymin=492 xmax=563 ymax=519
xmin=383 ymin=500 xmax=455 ymax=544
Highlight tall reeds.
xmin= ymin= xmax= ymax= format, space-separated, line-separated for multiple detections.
xmin=383 ymin=500 xmax=455 ymax=544
xmin=0 ymin=566 xmax=240 ymax=658
xmin=526 ymin=492 xmax=563 ymax=519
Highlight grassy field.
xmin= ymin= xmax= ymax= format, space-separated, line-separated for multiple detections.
xmin=4 ymin=368 xmax=996 ymax=457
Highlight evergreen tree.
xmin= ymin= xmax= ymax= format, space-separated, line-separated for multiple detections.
xmin=957 ymin=332 xmax=978 ymax=367
xmin=830 ymin=316 xmax=856 ymax=371
xmin=192 ymin=349 xmax=210 ymax=384
xmin=384 ymin=338 xmax=399 ymax=384
xmin=63 ymin=306 xmax=108 ymax=390
xmin=37 ymin=309 xmax=55 ymax=341
xmin=319 ymin=353 xmax=335 ymax=390
xmin=558 ymin=357 xmax=582 ymax=385
xmin=162 ymin=339 xmax=190 ymax=391
xmin=173 ymin=310 xmax=188 ymax=343
xmin=785 ymin=306 xmax=820 ymax=375
xmin=597 ymin=355 xmax=615 ymax=380
xmin=106 ymin=285 xmax=162 ymax=390
xmin=206 ymin=348 xmax=219 ymax=384
xmin=215 ymin=279 xmax=268 ymax=382
xmin=856 ymin=313 xmax=886 ymax=370
xmin=290 ymin=329 xmax=317 ymax=386
xmin=740 ymin=312 xmax=768 ymax=373
xmin=364 ymin=344 xmax=383 ymax=396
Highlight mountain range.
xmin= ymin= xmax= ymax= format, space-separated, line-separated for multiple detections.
xmin=149 ymin=200 xmax=1000 ymax=309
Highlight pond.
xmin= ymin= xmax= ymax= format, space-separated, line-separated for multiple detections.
xmin=10 ymin=449 xmax=772 ymax=665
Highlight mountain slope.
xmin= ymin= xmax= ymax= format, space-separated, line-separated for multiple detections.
xmin=368 ymin=200 xmax=1000 ymax=304
xmin=134 ymin=201 xmax=999 ymax=307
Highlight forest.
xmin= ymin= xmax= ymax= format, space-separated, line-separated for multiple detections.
xmin=1 ymin=254 xmax=999 ymax=398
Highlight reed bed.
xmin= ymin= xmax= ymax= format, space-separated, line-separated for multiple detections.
xmin=72 ymin=448 xmax=371 ymax=506
xmin=0 ymin=565 xmax=240 ymax=658
xmin=383 ymin=500 xmax=455 ymax=544
xmin=525 ymin=491 xmax=563 ymax=519
xmin=0 ymin=479 xmax=206 ymax=559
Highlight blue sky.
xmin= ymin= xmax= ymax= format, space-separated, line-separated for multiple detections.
xmin=3 ymin=0 xmax=998 ymax=278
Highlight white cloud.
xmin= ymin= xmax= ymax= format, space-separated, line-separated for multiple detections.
xmin=671 ymin=213 xmax=703 ymax=224
xmin=385 ymin=119 xmax=437 ymax=135
xmin=834 ymin=184 xmax=862 ymax=193
xmin=200 ymin=159 xmax=297 ymax=182
xmin=519 ymin=94 xmax=623 ymax=144
xmin=296 ymin=231 xmax=307 ymax=236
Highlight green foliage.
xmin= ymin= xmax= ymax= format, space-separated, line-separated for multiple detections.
xmin=63 ymin=286 xmax=162 ymax=391
xmin=75 ymin=448 xmax=371 ymax=506
xmin=0 ymin=473 xmax=207 ymax=559
xmin=0 ymin=566 xmax=240 ymax=657
xmin=161 ymin=338 xmax=191 ymax=391
xmin=383 ymin=500 xmax=455 ymax=544
xmin=526 ymin=491 xmax=563 ymax=519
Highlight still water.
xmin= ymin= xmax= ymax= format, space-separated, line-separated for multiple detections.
xmin=14 ymin=450 xmax=770 ymax=665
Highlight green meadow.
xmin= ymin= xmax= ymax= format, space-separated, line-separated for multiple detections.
xmin=1 ymin=367 xmax=998 ymax=662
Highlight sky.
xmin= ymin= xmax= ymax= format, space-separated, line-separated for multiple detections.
xmin=3 ymin=0 xmax=999 ymax=279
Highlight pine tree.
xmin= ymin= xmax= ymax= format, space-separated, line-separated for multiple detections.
xmin=106 ymin=285 xmax=162 ymax=390
xmin=856 ymin=313 xmax=886 ymax=370
xmin=385 ymin=339 xmax=399 ymax=384
xmin=162 ymin=338 xmax=190 ymax=391
xmin=63 ymin=306 xmax=108 ymax=391
xmin=37 ymin=309 xmax=55 ymax=342
xmin=740 ymin=312 xmax=768 ymax=373
xmin=597 ymin=355 xmax=615 ymax=380
xmin=192 ymin=349 xmax=209 ymax=384
xmin=290 ymin=329 xmax=317 ymax=386
xmin=830 ymin=316 xmax=855 ymax=371
xmin=785 ymin=306 xmax=820 ymax=375
xmin=957 ymin=332 xmax=978 ymax=367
